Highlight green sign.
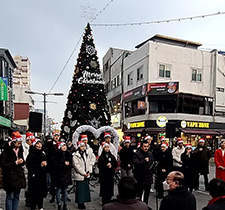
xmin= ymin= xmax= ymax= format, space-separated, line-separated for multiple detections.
xmin=0 ymin=77 xmax=8 ymax=101
xmin=0 ymin=116 xmax=11 ymax=127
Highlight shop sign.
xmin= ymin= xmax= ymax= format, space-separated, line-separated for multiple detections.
xmin=0 ymin=116 xmax=11 ymax=127
xmin=123 ymin=84 xmax=146 ymax=102
xmin=111 ymin=113 xmax=121 ymax=128
xmin=0 ymin=77 xmax=8 ymax=101
xmin=156 ymin=116 xmax=168 ymax=128
xmin=181 ymin=120 xmax=210 ymax=128
xmin=147 ymin=82 xmax=179 ymax=95
xmin=138 ymin=101 xmax=146 ymax=110
xmin=128 ymin=121 xmax=145 ymax=129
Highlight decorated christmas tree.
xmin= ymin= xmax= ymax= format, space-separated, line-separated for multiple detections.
xmin=60 ymin=23 xmax=111 ymax=141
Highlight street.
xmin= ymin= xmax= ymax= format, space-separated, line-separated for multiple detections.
xmin=0 ymin=162 xmax=215 ymax=210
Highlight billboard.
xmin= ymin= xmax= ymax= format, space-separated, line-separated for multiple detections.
xmin=0 ymin=77 xmax=8 ymax=101
xmin=147 ymin=82 xmax=179 ymax=95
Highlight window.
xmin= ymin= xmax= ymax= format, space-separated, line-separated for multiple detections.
xmin=159 ymin=64 xmax=171 ymax=78
xmin=127 ymin=72 xmax=133 ymax=85
xmin=137 ymin=66 xmax=143 ymax=81
xmin=117 ymin=75 xmax=120 ymax=86
xmin=192 ymin=69 xmax=202 ymax=82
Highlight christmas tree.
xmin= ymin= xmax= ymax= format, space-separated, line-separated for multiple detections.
xmin=60 ymin=23 xmax=111 ymax=142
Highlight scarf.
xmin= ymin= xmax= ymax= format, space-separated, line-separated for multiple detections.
xmin=208 ymin=195 xmax=225 ymax=206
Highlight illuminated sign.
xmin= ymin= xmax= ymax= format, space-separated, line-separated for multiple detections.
xmin=156 ymin=116 xmax=168 ymax=128
xmin=128 ymin=121 xmax=145 ymax=128
xmin=181 ymin=121 xmax=210 ymax=128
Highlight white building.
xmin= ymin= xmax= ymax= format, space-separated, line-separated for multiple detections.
xmin=103 ymin=34 xmax=225 ymax=150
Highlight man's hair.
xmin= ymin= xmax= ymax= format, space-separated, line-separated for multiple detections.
xmin=208 ymin=178 xmax=225 ymax=197
xmin=141 ymin=140 xmax=149 ymax=147
xmin=172 ymin=171 xmax=185 ymax=186
xmin=118 ymin=177 xmax=138 ymax=199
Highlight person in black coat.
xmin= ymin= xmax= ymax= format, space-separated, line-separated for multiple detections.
xmin=119 ymin=136 xmax=134 ymax=177
xmin=194 ymin=139 xmax=211 ymax=190
xmin=155 ymin=142 xmax=173 ymax=198
xmin=159 ymin=171 xmax=196 ymax=210
xmin=26 ymin=139 xmax=47 ymax=210
xmin=0 ymin=131 xmax=26 ymax=210
xmin=202 ymin=178 xmax=225 ymax=210
xmin=133 ymin=140 xmax=154 ymax=205
xmin=54 ymin=142 xmax=72 ymax=210
xmin=181 ymin=144 xmax=198 ymax=193
xmin=98 ymin=143 xmax=118 ymax=205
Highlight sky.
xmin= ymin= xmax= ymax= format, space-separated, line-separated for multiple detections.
xmin=1 ymin=0 xmax=225 ymax=129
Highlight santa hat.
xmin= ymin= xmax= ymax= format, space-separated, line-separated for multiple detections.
xmin=102 ymin=142 xmax=110 ymax=149
xmin=144 ymin=135 xmax=152 ymax=141
xmin=219 ymin=139 xmax=225 ymax=145
xmin=198 ymin=138 xmax=205 ymax=143
xmin=124 ymin=136 xmax=131 ymax=143
xmin=77 ymin=141 xmax=85 ymax=148
xmin=177 ymin=137 xmax=184 ymax=144
xmin=104 ymin=132 xmax=111 ymax=138
xmin=161 ymin=142 xmax=168 ymax=149
xmin=185 ymin=144 xmax=192 ymax=149
xmin=80 ymin=134 xmax=88 ymax=141
xmin=57 ymin=141 xmax=66 ymax=150
xmin=11 ymin=131 xmax=22 ymax=142
xmin=26 ymin=132 xmax=35 ymax=141
xmin=30 ymin=138 xmax=41 ymax=146
xmin=137 ymin=142 xmax=141 ymax=148
xmin=160 ymin=136 xmax=166 ymax=141
xmin=53 ymin=131 xmax=60 ymax=136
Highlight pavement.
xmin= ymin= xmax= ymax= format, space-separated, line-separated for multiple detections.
xmin=0 ymin=163 xmax=215 ymax=210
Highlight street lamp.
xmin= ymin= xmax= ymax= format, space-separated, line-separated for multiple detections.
xmin=25 ymin=90 xmax=64 ymax=137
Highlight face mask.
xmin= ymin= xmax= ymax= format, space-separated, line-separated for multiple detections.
xmin=163 ymin=180 xmax=170 ymax=191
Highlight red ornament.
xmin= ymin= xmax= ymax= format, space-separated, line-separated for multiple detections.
xmin=83 ymin=84 xmax=85 ymax=86
xmin=83 ymin=106 xmax=85 ymax=108
xmin=93 ymin=97 xmax=95 ymax=99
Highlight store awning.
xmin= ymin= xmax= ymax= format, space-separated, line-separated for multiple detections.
xmin=180 ymin=129 xmax=220 ymax=135
xmin=124 ymin=128 xmax=144 ymax=134
xmin=217 ymin=130 xmax=225 ymax=135
xmin=145 ymin=128 xmax=165 ymax=134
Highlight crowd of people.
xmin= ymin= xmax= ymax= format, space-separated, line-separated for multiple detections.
xmin=0 ymin=130 xmax=225 ymax=210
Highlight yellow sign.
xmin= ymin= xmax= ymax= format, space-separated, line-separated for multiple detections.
xmin=129 ymin=121 xmax=145 ymax=128
xmin=156 ymin=116 xmax=168 ymax=128
xmin=186 ymin=121 xmax=209 ymax=128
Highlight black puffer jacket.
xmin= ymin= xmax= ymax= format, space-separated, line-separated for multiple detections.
xmin=119 ymin=146 xmax=134 ymax=170
xmin=133 ymin=149 xmax=154 ymax=185
xmin=26 ymin=146 xmax=47 ymax=198
xmin=54 ymin=150 xmax=72 ymax=187
xmin=0 ymin=142 xmax=26 ymax=191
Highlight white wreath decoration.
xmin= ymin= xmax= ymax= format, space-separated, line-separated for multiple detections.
xmin=72 ymin=125 xmax=120 ymax=151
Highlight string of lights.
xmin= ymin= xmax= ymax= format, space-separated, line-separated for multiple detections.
xmin=48 ymin=0 xmax=114 ymax=93
xmin=91 ymin=11 xmax=225 ymax=27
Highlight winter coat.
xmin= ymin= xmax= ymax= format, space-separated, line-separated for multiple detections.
xmin=156 ymin=149 xmax=173 ymax=183
xmin=214 ymin=148 xmax=225 ymax=181
xmin=98 ymin=142 xmax=117 ymax=159
xmin=86 ymin=144 xmax=96 ymax=166
xmin=181 ymin=151 xmax=198 ymax=189
xmin=159 ymin=186 xmax=196 ymax=210
xmin=194 ymin=145 xmax=211 ymax=174
xmin=172 ymin=146 xmax=185 ymax=167
xmin=26 ymin=146 xmax=47 ymax=198
xmin=133 ymin=149 xmax=154 ymax=186
xmin=103 ymin=198 xmax=150 ymax=210
xmin=0 ymin=143 xmax=26 ymax=191
xmin=54 ymin=150 xmax=72 ymax=187
xmin=119 ymin=146 xmax=134 ymax=170
xmin=72 ymin=149 xmax=93 ymax=181
xmin=202 ymin=198 xmax=225 ymax=210
xmin=98 ymin=150 xmax=118 ymax=198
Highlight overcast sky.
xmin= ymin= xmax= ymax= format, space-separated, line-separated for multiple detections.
xmin=1 ymin=0 xmax=225 ymax=129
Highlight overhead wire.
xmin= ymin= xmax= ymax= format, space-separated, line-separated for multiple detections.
xmin=91 ymin=11 xmax=225 ymax=27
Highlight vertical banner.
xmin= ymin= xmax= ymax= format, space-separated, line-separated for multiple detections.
xmin=0 ymin=77 xmax=8 ymax=101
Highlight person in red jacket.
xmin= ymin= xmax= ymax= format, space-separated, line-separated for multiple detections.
xmin=214 ymin=139 xmax=225 ymax=181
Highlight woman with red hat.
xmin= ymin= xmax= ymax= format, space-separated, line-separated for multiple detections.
xmin=26 ymin=138 xmax=47 ymax=210
xmin=181 ymin=144 xmax=198 ymax=193
xmin=72 ymin=138 xmax=93 ymax=209
xmin=214 ymin=139 xmax=225 ymax=181
xmin=0 ymin=131 xmax=26 ymax=210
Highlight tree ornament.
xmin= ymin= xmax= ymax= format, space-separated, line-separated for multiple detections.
xmin=86 ymin=66 xmax=90 ymax=70
xmin=90 ymin=60 xmax=98 ymax=68
xmin=70 ymin=120 xmax=77 ymax=127
xmin=86 ymin=45 xmax=96 ymax=55
xmin=89 ymin=117 xmax=101 ymax=128
xmin=64 ymin=126 xmax=70 ymax=133
xmin=90 ymin=103 xmax=97 ymax=110
xmin=67 ymin=111 xmax=72 ymax=119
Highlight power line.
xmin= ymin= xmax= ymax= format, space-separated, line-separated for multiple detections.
xmin=91 ymin=11 xmax=225 ymax=27
xmin=48 ymin=0 xmax=114 ymax=93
